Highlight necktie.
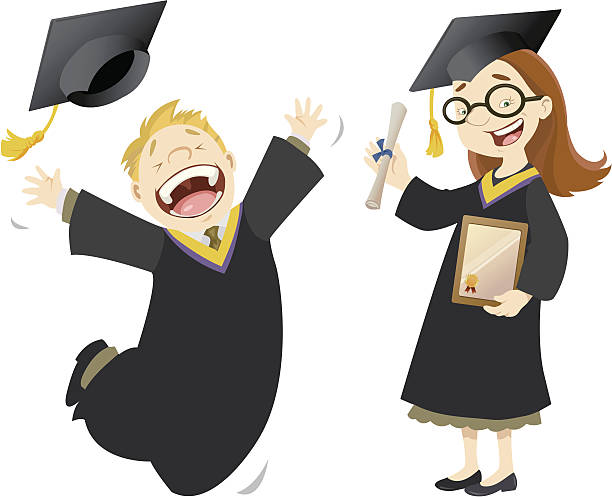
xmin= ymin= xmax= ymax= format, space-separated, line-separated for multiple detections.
xmin=204 ymin=226 xmax=221 ymax=250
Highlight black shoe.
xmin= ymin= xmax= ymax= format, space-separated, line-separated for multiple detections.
xmin=435 ymin=471 xmax=482 ymax=491
xmin=65 ymin=339 xmax=108 ymax=407
xmin=465 ymin=473 xmax=517 ymax=495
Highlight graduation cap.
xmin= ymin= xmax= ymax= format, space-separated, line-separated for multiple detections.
xmin=411 ymin=9 xmax=561 ymax=158
xmin=2 ymin=1 xmax=166 ymax=161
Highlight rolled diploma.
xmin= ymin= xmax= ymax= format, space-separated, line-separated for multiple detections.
xmin=365 ymin=102 xmax=407 ymax=209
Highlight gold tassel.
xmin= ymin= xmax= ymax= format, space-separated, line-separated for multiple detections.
xmin=1 ymin=104 xmax=59 ymax=161
xmin=425 ymin=89 xmax=443 ymax=158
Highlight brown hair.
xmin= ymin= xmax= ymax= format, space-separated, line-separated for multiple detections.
xmin=467 ymin=49 xmax=608 ymax=196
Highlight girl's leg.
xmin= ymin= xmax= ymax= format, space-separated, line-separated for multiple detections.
xmin=450 ymin=427 xmax=479 ymax=480
xmin=481 ymin=429 xmax=514 ymax=486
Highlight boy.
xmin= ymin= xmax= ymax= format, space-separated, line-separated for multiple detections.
xmin=23 ymin=98 xmax=326 ymax=495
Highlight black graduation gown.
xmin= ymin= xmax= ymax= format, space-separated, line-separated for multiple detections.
xmin=68 ymin=137 xmax=323 ymax=495
xmin=397 ymin=165 xmax=568 ymax=420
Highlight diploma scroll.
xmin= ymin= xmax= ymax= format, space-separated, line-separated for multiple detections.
xmin=365 ymin=102 xmax=407 ymax=209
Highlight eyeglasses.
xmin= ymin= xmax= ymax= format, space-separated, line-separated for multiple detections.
xmin=442 ymin=84 xmax=544 ymax=125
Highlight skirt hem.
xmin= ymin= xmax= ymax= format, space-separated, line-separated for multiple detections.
xmin=408 ymin=405 xmax=541 ymax=432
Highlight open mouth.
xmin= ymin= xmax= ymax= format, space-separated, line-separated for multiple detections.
xmin=488 ymin=118 xmax=524 ymax=147
xmin=156 ymin=164 xmax=225 ymax=218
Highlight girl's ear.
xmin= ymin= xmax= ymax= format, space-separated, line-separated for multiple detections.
xmin=539 ymin=96 xmax=553 ymax=120
xmin=131 ymin=182 xmax=142 ymax=202
xmin=225 ymin=151 xmax=236 ymax=171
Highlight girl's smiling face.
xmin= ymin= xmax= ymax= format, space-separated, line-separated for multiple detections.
xmin=452 ymin=59 xmax=553 ymax=158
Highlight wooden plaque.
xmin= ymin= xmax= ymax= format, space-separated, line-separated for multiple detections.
xmin=452 ymin=215 xmax=529 ymax=307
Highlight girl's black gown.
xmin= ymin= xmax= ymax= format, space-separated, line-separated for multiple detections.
xmin=396 ymin=165 xmax=567 ymax=421
xmin=67 ymin=137 xmax=322 ymax=495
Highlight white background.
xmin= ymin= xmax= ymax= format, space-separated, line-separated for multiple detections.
xmin=0 ymin=0 xmax=610 ymax=496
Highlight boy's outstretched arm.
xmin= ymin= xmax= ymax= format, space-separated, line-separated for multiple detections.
xmin=243 ymin=98 xmax=327 ymax=241
xmin=23 ymin=167 xmax=164 ymax=272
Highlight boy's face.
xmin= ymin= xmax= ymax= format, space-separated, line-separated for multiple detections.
xmin=131 ymin=124 xmax=236 ymax=232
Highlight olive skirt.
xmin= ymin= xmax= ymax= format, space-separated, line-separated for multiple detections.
xmin=408 ymin=405 xmax=541 ymax=432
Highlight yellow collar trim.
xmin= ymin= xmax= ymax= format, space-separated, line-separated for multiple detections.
xmin=480 ymin=167 xmax=540 ymax=205
xmin=166 ymin=204 xmax=242 ymax=267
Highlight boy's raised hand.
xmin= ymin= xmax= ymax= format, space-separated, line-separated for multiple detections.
xmin=285 ymin=98 xmax=327 ymax=141
xmin=23 ymin=166 xmax=62 ymax=208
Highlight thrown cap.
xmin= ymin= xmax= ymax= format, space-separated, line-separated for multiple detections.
xmin=30 ymin=0 xmax=166 ymax=110
xmin=2 ymin=1 xmax=166 ymax=161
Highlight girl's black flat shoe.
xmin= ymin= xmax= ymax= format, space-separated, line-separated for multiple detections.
xmin=435 ymin=471 xmax=482 ymax=491
xmin=465 ymin=473 xmax=517 ymax=495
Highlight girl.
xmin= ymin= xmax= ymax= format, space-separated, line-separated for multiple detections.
xmin=365 ymin=11 xmax=608 ymax=496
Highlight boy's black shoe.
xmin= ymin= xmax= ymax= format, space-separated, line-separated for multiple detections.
xmin=65 ymin=339 xmax=108 ymax=407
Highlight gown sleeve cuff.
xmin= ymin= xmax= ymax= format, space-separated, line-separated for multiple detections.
xmin=396 ymin=177 xmax=424 ymax=219
xmin=286 ymin=135 xmax=311 ymax=156
xmin=62 ymin=188 xmax=79 ymax=224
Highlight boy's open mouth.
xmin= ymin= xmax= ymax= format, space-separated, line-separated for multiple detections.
xmin=488 ymin=118 xmax=524 ymax=147
xmin=156 ymin=164 xmax=225 ymax=218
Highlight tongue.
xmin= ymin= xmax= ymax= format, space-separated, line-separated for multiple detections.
xmin=173 ymin=190 xmax=217 ymax=217
xmin=501 ymin=129 xmax=522 ymax=146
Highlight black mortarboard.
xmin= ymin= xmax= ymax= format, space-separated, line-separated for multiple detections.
xmin=2 ymin=1 xmax=166 ymax=161
xmin=411 ymin=10 xmax=561 ymax=91
xmin=411 ymin=10 xmax=560 ymax=159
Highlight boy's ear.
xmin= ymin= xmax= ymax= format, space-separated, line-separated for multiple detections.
xmin=131 ymin=182 xmax=142 ymax=202
xmin=225 ymin=151 xmax=236 ymax=171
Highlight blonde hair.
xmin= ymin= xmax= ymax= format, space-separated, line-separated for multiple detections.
xmin=122 ymin=100 xmax=226 ymax=180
